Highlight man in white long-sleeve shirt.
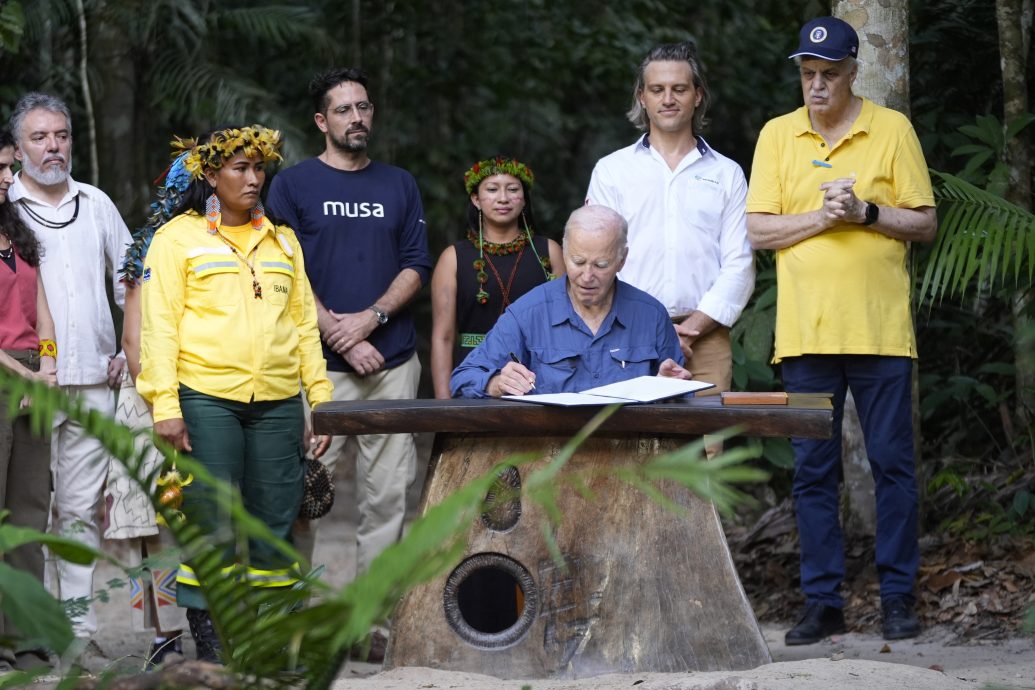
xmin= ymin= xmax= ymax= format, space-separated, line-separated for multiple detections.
xmin=8 ymin=92 xmax=130 ymax=663
xmin=586 ymin=41 xmax=754 ymax=393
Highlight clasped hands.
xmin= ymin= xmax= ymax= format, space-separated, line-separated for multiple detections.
xmin=820 ymin=177 xmax=868 ymax=226
xmin=320 ymin=309 xmax=384 ymax=375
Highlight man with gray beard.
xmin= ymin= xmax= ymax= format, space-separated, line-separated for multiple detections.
xmin=8 ymin=92 xmax=131 ymax=671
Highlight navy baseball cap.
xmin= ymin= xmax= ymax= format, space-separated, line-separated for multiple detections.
xmin=789 ymin=17 xmax=859 ymax=61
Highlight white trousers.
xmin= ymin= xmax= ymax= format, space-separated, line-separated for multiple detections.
xmin=299 ymin=353 xmax=420 ymax=578
xmin=49 ymin=383 xmax=114 ymax=638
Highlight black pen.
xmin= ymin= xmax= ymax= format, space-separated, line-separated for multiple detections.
xmin=509 ymin=351 xmax=535 ymax=390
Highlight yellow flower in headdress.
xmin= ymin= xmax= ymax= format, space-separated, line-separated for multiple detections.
xmin=169 ymin=125 xmax=283 ymax=181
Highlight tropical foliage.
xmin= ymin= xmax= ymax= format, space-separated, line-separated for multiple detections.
xmin=0 ymin=0 xmax=1031 ymax=677
xmin=0 ymin=368 xmax=764 ymax=686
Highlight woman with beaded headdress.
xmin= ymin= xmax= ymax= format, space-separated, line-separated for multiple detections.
xmin=102 ymin=151 xmax=192 ymax=668
xmin=135 ymin=125 xmax=332 ymax=663
xmin=0 ymin=129 xmax=58 ymax=673
xmin=430 ymin=156 xmax=563 ymax=399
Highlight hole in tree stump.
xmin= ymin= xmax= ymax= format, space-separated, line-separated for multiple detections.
xmin=443 ymin=553 xmax=537 ymax=648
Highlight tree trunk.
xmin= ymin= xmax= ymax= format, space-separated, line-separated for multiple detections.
xmin=90 ymin=1 xmax=146 ymax=223
xmin=996 ymin=0 xmax=1034 ymax=430
xmin=832 ymin=0 xmax=912 ymax=539
xmin=73 ymin=0 xmax=98 ymax=187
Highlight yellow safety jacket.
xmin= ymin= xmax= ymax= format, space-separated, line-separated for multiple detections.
xmin=137 ymin=213 xmax=332 ymax=421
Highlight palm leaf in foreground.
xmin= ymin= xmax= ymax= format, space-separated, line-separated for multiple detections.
xmin=0 ymin=371 xmax=764 ymax=687
xmin=920 ymin=169 xmax=1035 ymax=305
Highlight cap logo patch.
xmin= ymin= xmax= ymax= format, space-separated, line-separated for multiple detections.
xmin=810 ymin=27 xmax=828 ymax=43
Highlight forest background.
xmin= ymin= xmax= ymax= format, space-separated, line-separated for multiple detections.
xmin=0 ymin=0 xmax=1031 ymax=577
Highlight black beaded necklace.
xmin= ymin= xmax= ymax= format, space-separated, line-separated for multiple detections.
xmin=18 ymin=193 xmax=80 ymax=229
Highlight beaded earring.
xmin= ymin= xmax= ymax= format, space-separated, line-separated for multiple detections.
xmin=250 ymin=200 xmax=265 ymax=230
xmin=205 ymin=194 xmax=220 ymax=234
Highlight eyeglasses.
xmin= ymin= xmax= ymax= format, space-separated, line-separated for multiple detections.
xmin=332 ymin=101 xmax=373 ymax=117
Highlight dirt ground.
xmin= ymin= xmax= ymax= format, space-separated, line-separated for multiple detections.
xmin=75 ymin=433 xmax=1035 ymax=689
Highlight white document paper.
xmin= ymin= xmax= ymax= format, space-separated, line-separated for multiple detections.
xmin=503 ymin=376 xmax=715 ymax=406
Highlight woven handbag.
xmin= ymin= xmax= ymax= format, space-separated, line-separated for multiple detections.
xmin=299 ymin=457 xmax=334 ymax=519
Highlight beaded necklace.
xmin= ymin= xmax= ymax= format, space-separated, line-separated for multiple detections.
xmin=467 ymin=223 xmax=553 ymax=305
xmin=17 ymin=194 xmax=80 ymax=229
xmin=214 ymin=231 xmax=263 ymax=299
xmin=484 ymin=244 xmax=525 ymax=314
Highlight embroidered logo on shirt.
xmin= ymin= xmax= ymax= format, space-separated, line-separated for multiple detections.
xmin=143 ymin=267 xmax=152 ymax=282
xmin=693 ymin=175 xmax=720 ymax=185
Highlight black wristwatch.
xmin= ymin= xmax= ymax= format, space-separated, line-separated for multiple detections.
xmin=862 ymin=202 xmax=880 ymax=226
xmin=369 ymin=305 xmax=389 ymax=325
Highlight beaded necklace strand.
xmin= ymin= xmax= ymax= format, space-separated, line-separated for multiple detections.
xmin=468 ymin=216 xmax=553 ymax=306
xmin=17 ymin=194 xmax=80 ymax=229
xmin=214 ymin=231 xmax=263 ymax=299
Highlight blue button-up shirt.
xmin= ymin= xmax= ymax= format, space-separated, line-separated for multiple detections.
xmin=451 ymin=277 xmax=684 ymax=398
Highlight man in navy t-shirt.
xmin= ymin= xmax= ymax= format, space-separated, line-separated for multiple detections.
xmin=267 ymin=68 xmax=432 ymax=645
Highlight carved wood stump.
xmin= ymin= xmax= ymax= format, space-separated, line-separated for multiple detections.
xmin=386 ymin=433 xmax=771 ymax=679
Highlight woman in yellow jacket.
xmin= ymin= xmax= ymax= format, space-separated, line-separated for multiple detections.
xmin=136 ymin=125 xmax=332 ymax=663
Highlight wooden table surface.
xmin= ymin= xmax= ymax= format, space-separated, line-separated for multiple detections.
xmin=313 ymin=393 xmax=833 ymax=439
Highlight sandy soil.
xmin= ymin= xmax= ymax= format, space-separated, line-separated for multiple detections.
xmin=78 ymin=434 xmax=1035 ymax=689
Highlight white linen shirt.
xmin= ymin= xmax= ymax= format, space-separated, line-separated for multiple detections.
xmin=10 ymin=173 xmax=131 ymax=385
xmin=586 ymin=135 xmax=755 ymax=327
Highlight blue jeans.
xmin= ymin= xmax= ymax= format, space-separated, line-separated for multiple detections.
xmin=782 ymin=355 xmax=919 ymax=607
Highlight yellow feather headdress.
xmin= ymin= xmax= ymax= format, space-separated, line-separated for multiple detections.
xmin=170 ymin=125 xmax=283 ymax=180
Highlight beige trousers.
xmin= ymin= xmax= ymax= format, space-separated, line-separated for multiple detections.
xmin=687 ymin=326 xmax=732 ymax=395
xmin=296 ymin=353 xmax=420 ymax=579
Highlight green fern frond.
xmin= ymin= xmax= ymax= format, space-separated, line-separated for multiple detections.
xmin=0 ymin=370 xmax=764 ymax=687
xmin=216 ymin=6 xmax=325 ymax=48
xmin=919 ymin=169 xmax=1035 ymax=305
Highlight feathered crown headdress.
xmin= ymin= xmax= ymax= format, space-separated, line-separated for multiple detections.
xmin=464 ymin=156 xmax=535 ymax=194
xmin=170 ymin=125 xmax=283 ymax=180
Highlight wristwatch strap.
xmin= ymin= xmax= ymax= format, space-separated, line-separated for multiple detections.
xmin=862 ymin=202 xmax=879 ymax=226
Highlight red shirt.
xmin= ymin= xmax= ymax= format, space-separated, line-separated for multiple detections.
xmin=0 ymin=250 xmax=40 ymax=350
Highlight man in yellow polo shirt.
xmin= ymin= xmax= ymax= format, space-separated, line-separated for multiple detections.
xmin=746 ymin=17 xmax=937 ymax=646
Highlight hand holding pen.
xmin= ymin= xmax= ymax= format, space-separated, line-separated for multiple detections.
xmin=488 ymin=352 xmax=537 ymax=397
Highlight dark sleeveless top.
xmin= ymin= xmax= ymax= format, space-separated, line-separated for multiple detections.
xmin=453 ymin=234 xmax=553 ymax=366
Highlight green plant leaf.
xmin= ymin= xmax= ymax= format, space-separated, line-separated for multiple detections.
xmin=0 ymin=562 xmax=75 ymax=654
xmin=762 ymin=437 xmax=795 ymax=469
xmin=1011 ymin=490 xmax=1032 ymax=517
xmin=920 ymin=169 xmax=1035 ymax=304
xmin=0 ymin=0 xmax=24 ymax=53
xmin=1004 ymin=112 xmax=1035 ymax=141
xmin=0 ymin=524 xmax=105 ymax=565
xmin=949 ymin=143 xmax=991 ymax=157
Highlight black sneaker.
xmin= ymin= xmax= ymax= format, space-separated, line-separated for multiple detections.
xmin=186 ymin=608 xmax=223 ymax=664
xmin=785 ymin=603 xmax=846 ymax=645
xmin=146 ymin=635 xmax=183 ymax=670
xmin=882 ymin=597 xmax=920 ymax=640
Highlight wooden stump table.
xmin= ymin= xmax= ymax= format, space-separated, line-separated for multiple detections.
xmin=313 ymin=395 xmax=832 ymax=680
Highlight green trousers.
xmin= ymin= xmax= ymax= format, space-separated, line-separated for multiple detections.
xmin=175 ymin=386 xmax=304 ymax=610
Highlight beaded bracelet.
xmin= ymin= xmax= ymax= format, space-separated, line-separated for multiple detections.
xmin=38 ymin=339 xmax=57 ymax=358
